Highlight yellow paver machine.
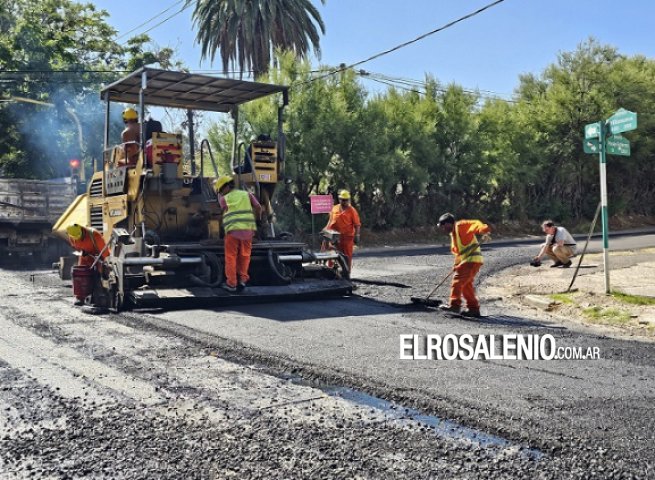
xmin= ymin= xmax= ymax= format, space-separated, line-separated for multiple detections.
xmin=53 ymin=68 xmax=351 ymax=311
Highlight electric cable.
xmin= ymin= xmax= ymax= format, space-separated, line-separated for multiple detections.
xmin=361 ymin=71 xmax=519 ymax=103
xmin=295 ymin=0 xmax=507 ymax=87
xmin=115 ymin=0 xmax=186 ymax=41
xmin=121 ymin=3 xmax=193 ymax=44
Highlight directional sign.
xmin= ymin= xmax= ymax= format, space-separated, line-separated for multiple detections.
xmin=585 ymin=122 xmax=600 ymax=139
xmin=583 ymin=138 xmax=600 ymax=154
xmin=607 ymin=108 xmax=637 ymax=135
xmin=606 ymin=134 xmax=631 ymax=156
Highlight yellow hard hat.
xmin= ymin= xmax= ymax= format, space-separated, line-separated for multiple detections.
xmin=338 ymin=190 xmax=351 ymax=200
xmin=122 ymin=107 xmax=138 ymax=121
xmin=214 ymin=175 xmax=234 ymax=192
xmin=66 ymin=224 xmax=84 ymax=241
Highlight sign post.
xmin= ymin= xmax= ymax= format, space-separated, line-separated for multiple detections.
xmin=583 ymin=109 xmax=637 ymax=294
xmin=597 ymin=119 xmax=611 ymax=294
xmin=310 ymin=195 xmax=334 ymax=250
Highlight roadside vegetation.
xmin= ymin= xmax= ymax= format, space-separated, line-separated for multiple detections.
xmin=210 ymin=41 xmax=655 ymax=234
xmin=611 ymin=291 xmax=655 ymax=306
xmin=582 ymin=306 xmax=632 ymax=325
xmin=2 ymin=1 xmax=654 ymax=237
xmin=542 ymin=280 xmax=655 ymax=335
xmin=0 ymin=0 xmax=175 ymax=180
xmin=549 ymin=293 xmax=575 ymax=305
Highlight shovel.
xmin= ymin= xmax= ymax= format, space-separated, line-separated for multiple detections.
xmin=410 ymin=268 xmax=455 ymax=308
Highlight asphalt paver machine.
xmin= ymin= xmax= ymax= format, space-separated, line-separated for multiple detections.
xmin=53 ymin=68 xmax=351 ymax=311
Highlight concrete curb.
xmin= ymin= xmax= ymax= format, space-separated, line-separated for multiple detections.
xmin=521 ymin=295 xmax=557 ymax=311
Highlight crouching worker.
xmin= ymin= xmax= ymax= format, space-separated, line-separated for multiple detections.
xmin=66 ymin=224 xmax=108 ymax=268
xmin=437 ymin=213 xmax=491 ymax=318
xmin=531 ymin=220 xmax=577 ymax=268
xmin=215 ymin=176 xmax=262 ymax=293
xmin=66 ymin=224 xmax=109 ymax=305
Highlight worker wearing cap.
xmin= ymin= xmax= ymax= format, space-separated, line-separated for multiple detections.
xmin=121 ymin=107 xmax=140 ymax=165
xmin=66 ymin=224 xmax=108 ymax=267
xmin=437 ymin=213 xmax=491 ymax=318
xmin=215 ymin=176 xmax=262 ymax=292
xmin=325 ymin=190 xmax=361 ymax=271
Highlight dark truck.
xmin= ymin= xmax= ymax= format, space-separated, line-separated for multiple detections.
xmin=0 ymin=178 xmax=76 ymax=264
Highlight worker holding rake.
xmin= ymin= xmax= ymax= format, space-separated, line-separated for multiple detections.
xmin=437 ymin=213 xmax=491 ymax=318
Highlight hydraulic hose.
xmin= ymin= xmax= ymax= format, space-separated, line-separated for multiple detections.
xmin=267 ymin=249 xmax=292 ymax=284
xmin=188 ymin=252 xmax=224 ymax=287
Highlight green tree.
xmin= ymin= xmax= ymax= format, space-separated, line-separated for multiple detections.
xmin=206 ymin=41 xmax=655 ymax=234
xmin=186 ymin=0 xmax=326 ymax=77
xmin=0 ymin=0 xmax=170 ymax=179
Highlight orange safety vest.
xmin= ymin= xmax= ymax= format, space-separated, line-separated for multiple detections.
xmin=327 ymin=204 xmax=361 ymax=237
xmin=451 ymin=220 xmax=486 ymax=265
xmin=69 ymin=227 xmax=108 ymax=259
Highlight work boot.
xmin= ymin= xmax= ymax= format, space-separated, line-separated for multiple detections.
xmin=562 ymin=260 xmax=572 ymax=268
xmin=237 ymin=281 xmax=247 ymax=292
xmin=221 ymin=283 xmax=237 ymax=293
xmin=461 ymin=309 xmax=482 ymax=318
xmin=439 ymin=304 xmax=460 ymax=314
xmin=550 ymin=261 xmax=563 ymax=268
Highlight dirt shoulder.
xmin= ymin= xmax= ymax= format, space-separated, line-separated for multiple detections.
xmin=483 ymin=248 xmax=655 ymax=340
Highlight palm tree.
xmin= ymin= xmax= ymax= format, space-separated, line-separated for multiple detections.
xmin=187 ymin=0 xmax=326 ymax=78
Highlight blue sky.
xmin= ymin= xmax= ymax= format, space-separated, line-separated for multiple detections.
xmin=83 ymin=0 xmax=655 ymax=98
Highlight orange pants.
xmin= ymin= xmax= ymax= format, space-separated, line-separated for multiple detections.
xmin=224 ymin=234 xmax=252 ymax=288
xmin=338 ymin=235 xmax=355 ymax=270
xmin=449 ymin=262 xmax=482 ymax=311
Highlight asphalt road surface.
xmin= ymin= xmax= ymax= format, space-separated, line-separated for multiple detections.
xmin=0 ymin=233 xmax=653 ymax=479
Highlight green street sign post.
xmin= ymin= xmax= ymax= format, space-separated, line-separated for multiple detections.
xmin=585 ymin=122 xmax=600 ymax=139
xmin=583 ymin=138 xmax=599 ymax=154
xmin=608 ymin=108 xmax=637 ymax=135
xmin=606 ymin=135 xmax=630 ymax=156
xmin=582 ymin=108 xmax=637 ymax=293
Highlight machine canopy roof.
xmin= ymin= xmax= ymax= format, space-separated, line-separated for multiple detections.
xmin=100 ymin=67 xmax=288 ymax=113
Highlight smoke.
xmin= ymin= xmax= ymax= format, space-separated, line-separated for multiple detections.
xmin=6 ymin=84 xmax=125 ymax=179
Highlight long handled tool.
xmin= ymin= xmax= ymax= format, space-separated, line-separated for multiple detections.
xmin=410 ymin=268 xmax=455 ymax=307
xmin=565 ymin=201 xmax=601 ymax=293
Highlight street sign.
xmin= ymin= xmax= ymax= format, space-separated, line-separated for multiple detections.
xmin=582 ymin=109 xmax=637 ymax=294
xmin=607 ymin=108 xmax=637 ymax=135
xmin=585 ymin=122 xmax=600 ymax=139
xmin=606 ymin=134 xmax=631 ymax=156
xmin=583 ymin=138 xmax=600 ymax=154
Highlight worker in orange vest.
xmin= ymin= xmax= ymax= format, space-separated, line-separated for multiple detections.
xmin=66 ymin=224 xmax=108 ymax=268
xmin=437 ymin=213 xmax=491 ymax=318
xmin=325 ymin=190 xmax=361 ymax=271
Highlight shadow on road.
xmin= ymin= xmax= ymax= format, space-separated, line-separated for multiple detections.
xmin=467 ymin=314 xmax=568 ymax=330
xmin=137 ymin=295 xmax=401 ymax=321
xmin=392 ymin=302 xmax=568 ymax=330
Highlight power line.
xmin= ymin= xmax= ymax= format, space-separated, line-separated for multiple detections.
xmin=115 ymin=0 xmax=187 ymax=41
xmin=295 ymin=0 xmax=508 ymax=88
xmin=122 ymin=2 xmax=193 ymax=44
xmin=362 ymin=71 xmax=517 ymax=103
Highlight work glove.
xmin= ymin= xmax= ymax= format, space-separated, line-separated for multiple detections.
xmin=354 ymin=234 xmax=361 ymax=246
xmin=480 ymin=233 xmax=492 ymax=244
